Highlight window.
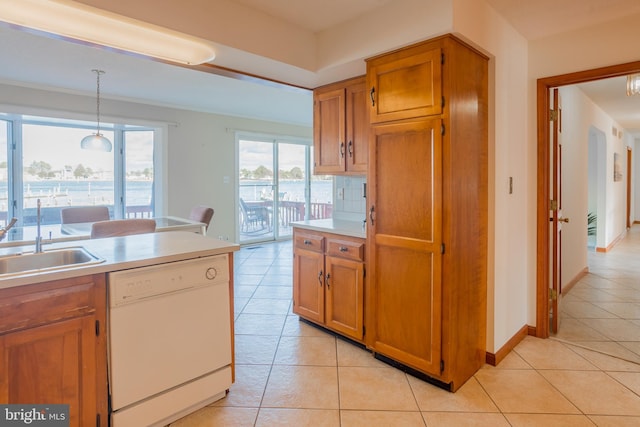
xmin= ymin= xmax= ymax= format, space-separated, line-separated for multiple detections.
xmin=0 ymin=113 xmax=158 ymax=227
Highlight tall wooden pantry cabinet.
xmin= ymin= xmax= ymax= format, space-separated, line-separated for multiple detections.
xmin=365 ymin=34 xmax=488 ymax=391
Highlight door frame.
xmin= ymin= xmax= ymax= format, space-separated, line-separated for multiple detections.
xmin=536 ymin=60 xmax=640 ymax=338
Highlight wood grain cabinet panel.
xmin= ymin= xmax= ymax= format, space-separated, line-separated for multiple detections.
xmin=293 ymin=229 xmax=365 ymax=342
xmin=0 ymin=275 xmax=107 ymax=426
xmin=365 ymin=34 xmax=488 ymax=391
xmin=314 ymin=76 xmax=369 ymax=175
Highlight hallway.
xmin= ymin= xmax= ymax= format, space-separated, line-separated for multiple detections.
xmin=556 ymin=225 xmax=640 ymax=363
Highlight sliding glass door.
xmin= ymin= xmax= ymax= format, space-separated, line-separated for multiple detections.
xmin=238 ymin=135 xmax=332 ymax=244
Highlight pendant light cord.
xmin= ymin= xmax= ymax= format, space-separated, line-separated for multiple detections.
xmin=93 ymin=69 xmax=105 ymax=135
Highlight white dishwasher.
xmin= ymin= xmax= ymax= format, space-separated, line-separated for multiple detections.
xmin=108 ymin=254 xmax=232 ymax=427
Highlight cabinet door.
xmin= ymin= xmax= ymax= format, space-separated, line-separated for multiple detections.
xmin=314 ymin=87 xmax=345 ymax=174
xmin=367 ymin=47 xmax=442 ymax=123
xmin=293 ymin=248 xmax=326 ymax=323
xmin=325 ymin=255 xmax=364 ymax=341
xmin=0 ymin=316 xmax=98 ymax=427
xmin=366 ymin=118 xmax=443 ymax=376
xmin=345 ymin=78 xmax=369 ymax=174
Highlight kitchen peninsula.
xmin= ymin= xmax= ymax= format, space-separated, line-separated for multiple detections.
xmin=0 ymin=231 xmax=239 ymax=427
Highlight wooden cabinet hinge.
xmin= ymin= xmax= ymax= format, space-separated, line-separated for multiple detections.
xmin=441 ymin=243 xmax=445 ymax=254
xmin=550 ymin=109 xmax=559 ymax=121
xmin=97 ymin=413 xmax=101 ymax=427
xmin=441 ymin=52 xmax=445 ymax=65
xmin=442 ymin=96 xmax=445 ymax=109
xmin=440 ymin=360 xmax=445 ymax=372
xmin=441 ymin=124 xmax=445 ymax=136
xmin=362 ymin=325 xmax=366 ymax=337
xmin=95 ymin=320 xmax=100 ymax=336
xmin=549 ymin=288 xmax=558 ymax=301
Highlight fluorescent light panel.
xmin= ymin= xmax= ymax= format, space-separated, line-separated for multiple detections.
xmin=0 ymin=0 xmax=216 ymax=65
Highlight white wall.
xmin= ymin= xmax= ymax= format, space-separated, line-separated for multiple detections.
xmin=0 ymin=83 xmax=312 ymax=242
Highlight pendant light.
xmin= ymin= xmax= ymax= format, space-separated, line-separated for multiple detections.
xmin=81 ymin=69 xmax=112 ymax=152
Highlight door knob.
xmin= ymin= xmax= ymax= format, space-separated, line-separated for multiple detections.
xmin=559 ymin=217 xmax=569 ymax=223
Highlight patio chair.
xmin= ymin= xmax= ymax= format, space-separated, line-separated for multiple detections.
xmin=239 ymin=198 xmax=269 ymax=232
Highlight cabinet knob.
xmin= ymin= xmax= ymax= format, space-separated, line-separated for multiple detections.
xmin=339 ymin=246 xmax=348 ymax=252
xmin=304 ymin=239 xmax=312 ymax=245
xmin=348 ymin=140 xmax=353 ymax=158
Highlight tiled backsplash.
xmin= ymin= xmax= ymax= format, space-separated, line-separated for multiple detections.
xmin=332 ymin=175 xmax=366 ymax=222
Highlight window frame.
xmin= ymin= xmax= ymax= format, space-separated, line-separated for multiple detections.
xmin=0 ymin=111 xmax=164 ymax=225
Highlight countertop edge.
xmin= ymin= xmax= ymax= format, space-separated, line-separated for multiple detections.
xmin=0 ymin=232 xmax=239 ymax=290
xmin=291 ymin=219 xmax=366 ymax=239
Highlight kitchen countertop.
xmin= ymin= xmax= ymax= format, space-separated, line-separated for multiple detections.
xmin=0 ymin=231 xmax=239 ymax=289
xmin=291 ymin=219 xmax=366 ymax=239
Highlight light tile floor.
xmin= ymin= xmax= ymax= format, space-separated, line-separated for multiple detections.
xmin=172 ymin=238 xmax=640 ymax=426
xmin=555 ymin=225 xmax=640 ymax=365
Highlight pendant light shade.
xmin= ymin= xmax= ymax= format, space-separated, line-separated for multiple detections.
xmin=81 ymin=133 xmax=112 ymax=152
xmin=81 ymin=69 xmax=112 ymax=152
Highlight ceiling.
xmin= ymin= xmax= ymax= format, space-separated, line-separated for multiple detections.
xmin=0 ymin=0 xmax=639 ymax=134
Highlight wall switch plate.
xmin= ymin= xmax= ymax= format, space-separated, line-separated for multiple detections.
xmin=337 ymin=188 xmax=344 ymax=200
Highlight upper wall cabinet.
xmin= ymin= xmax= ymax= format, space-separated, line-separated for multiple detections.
xmin=367 ymin=46 xmax=442 ymax=123
xmin=313 ymin=76 xmax=368 ymax=175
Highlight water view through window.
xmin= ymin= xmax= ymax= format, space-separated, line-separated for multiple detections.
xmin=238 ymin=137 xmax=332 ymax=243
xmin=1 ymin=115 xmax=156 ymax=227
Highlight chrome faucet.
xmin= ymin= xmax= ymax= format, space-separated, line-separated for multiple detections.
xmin=35 ymin=198 xmax=43 ymax=253
xmin=0 ymin=217 xmax=17 ymax=242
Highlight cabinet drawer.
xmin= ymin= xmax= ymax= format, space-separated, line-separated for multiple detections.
xmin=326 ymin=238 xmax=364 ymax=261
xmin=0 ymin=276 xmax=99 ymax=334
xmin=294 ymin=232 xmax=325 ymax=252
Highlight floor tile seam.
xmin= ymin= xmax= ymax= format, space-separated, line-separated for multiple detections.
xmin=509 ymin=349 xmax=536 ymax=370
xmin=470 ymin=375 xmax=506 ymax=416
xmin=403 ymin=372 xmax=430 ymax=412
xmin=480 ymin=367 xmax=585 ymax=416
xmin=549 ymin=337 xmax=611 ymax=371
xmin=601 ymin=371 xmax=640 ymax=399
xmin=531 ymin=368 xmax=595 ymax=417
xmin=254 ymin=325 xmax=286 ymax=414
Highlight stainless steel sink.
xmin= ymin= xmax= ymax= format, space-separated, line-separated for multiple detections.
xmin=0 ymin=247 xmax=104 ymax=277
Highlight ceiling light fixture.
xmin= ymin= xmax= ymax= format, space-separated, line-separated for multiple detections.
xmin=0 ymin=0 xmax=216 ymax=65
xmin=81 ymin=69 xmax=112 ymax=153
xmin=626 ymin=73 xmax=640 ymax=96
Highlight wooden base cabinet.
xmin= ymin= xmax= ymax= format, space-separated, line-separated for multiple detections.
xmin=293 ymin=228 xmax=365 ymax=341
xmin=365 ymin=34 xmax=488 ymax=391
xmin=0 ymin=275 xmax=107 ymax=426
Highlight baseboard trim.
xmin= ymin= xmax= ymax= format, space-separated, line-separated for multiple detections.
xmin=485 ymin=324 xmax=529 ymax=366
xmin=596 ymin=230 xmax=627 ymax=252
xmin=563 ymin=267 xmax=589 ymax=295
